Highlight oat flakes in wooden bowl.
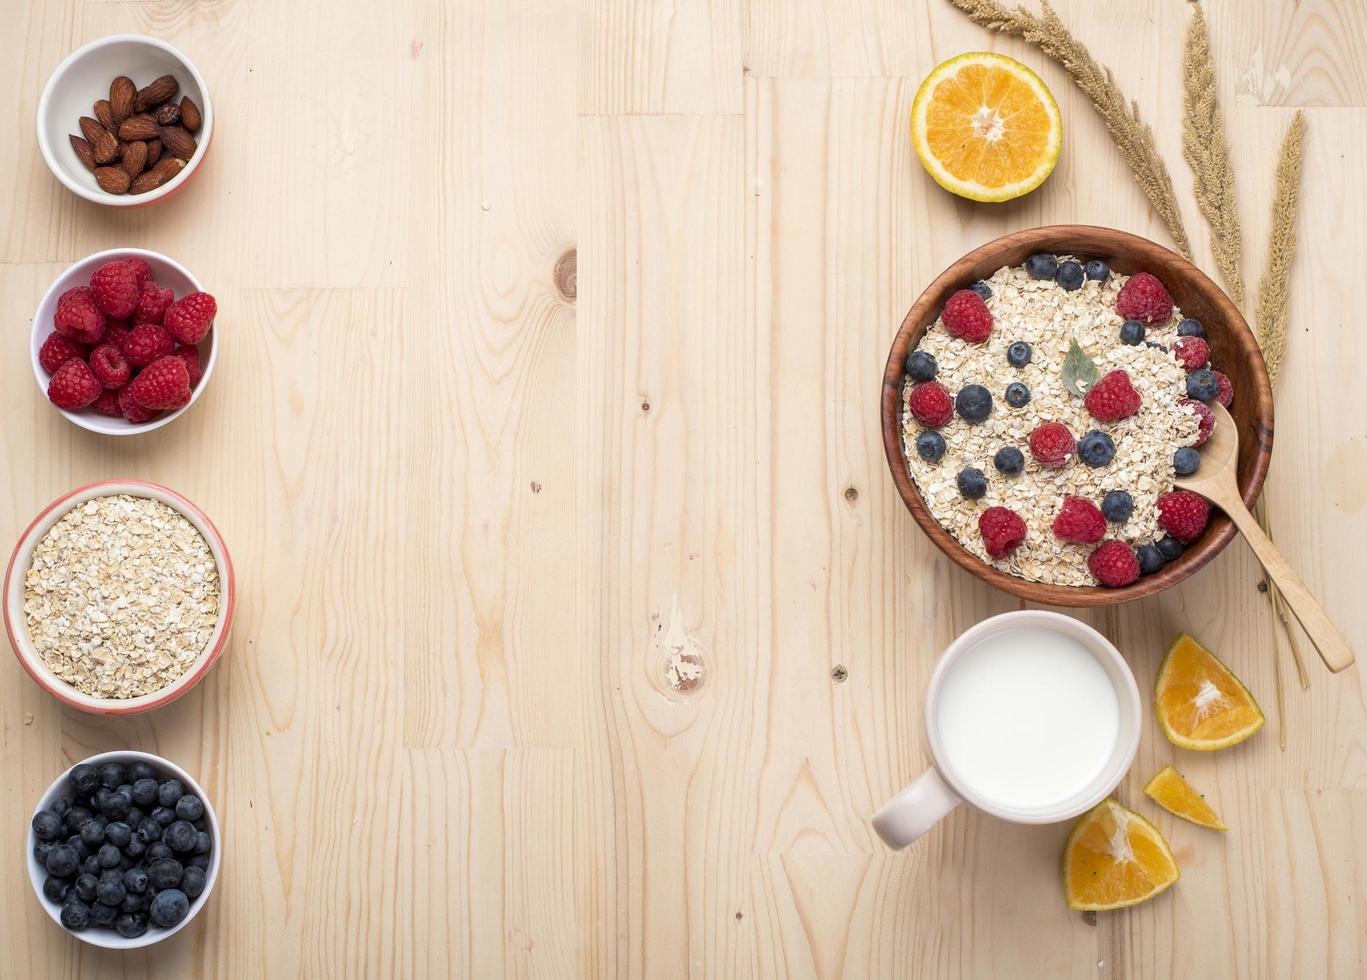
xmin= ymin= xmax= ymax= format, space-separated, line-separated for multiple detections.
xmin=4 ymin=481 xmax=235 ymax=713
xmin=881 ymin=226 xmax=1273 ymax=606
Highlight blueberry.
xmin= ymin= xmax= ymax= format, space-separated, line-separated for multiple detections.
xmin=148 ymin=858 xmax=184 ymax=891
xmin=1006 ymin=341 xmax=1031 ymax=367
xmin=156 ymin=779 xmax=185 ymax=809
xmin=67 ymin=835 xmax=91 ymax=860
xmin=957 ymin=467 xmax=988 ymax=500
xmin=69 ymin=764 xmax=99 ymax=796
xmin=150 ymin=889 xmax=191 ymax=928
xmin=151 ymin=806 xmax=176 ymax=827
xmin=1004 ymin=382 xmax=1031 ymax=408
xmin=166 ymin=820 xmax=198 ymax=853
xmin=50 ymin=797 xmax=72 ymax=817
xmin=60 ymin=899 xmax=91 ymax=931
xmin=123 ymin=867 xmax=148 ymax=894
xmin=131 ymin=778 xmax=158 ymax=807
xmin=80 ymin=818 xmax=107 ymax=847
xmin=1025 ymin=253 xmax=1058 ymax=280
xmin=92 ymin=787 xmax=112 ymax=811
xmin=105 ymin=821 xmax=132 ymax=849
xmin=1146 ymin=341 xmax=1169 ymax=353
xmin=955 ymin=384 xmax=993 ymax=423
xmin=993 ymin=446 xmax=1025 ymax=475
xmin=1055 ymin=260 xmax=1085 ymax=291
xmin=970 ymin=280 xmax=993 ymax=300
xmin=89 ymin=901 xmax=118 ymax=927
xmin=45 ymin=844 xmax=80 ymax=878
xmin=194 ymin=831 xmax=213 ymax=856
xmin=80 ymin=856 xmax=101 ymax=876
xmin=115 ymin=912 xmax=149 ymax=939
xmin=1173 ymin=447 xmax=1200 ymax=475
xmin=116 ymin=784 xmax=134 ymax=802
xmin=1157 ymin=535 xmax=1185 ymax=560
xmin=1176 ymin=318 xmax=1206 ymax=338
xmin=63 ymin=806 xmax=94 ymax=836
xmin=180 ymin=865 xmax=208 ymax=899
xmin=32 ymin=810 xmax=62 ymax=841
xmin=148 ymin=843 xmax=173 ymax=864
xmin=127 ymin=807 xmax=145 ymax=828
xmin=34 ymin=841 xmax=55 ymax=865
xmin=43 ymin=874 xmax=70 ymax=903
xmin=1101 ymin=490 xmax=1134 ymax=524
xmin=125 ymin=840 xmax=146 ymax=861
xmin=905 ymin=349 xmax=937 ymax=382
xmin=137 ymin=818 xmax=163 ymax=844
xmin=73 ymin=873 xmax=98 ymax=903
xmin=1078 ymin=430 xmax=1116 ymax=467
xmin=1137 ymin=544 xmax=1165 ymax=575
xmin=915 ymin=430 xmax=946 ymax=462
xmin=100 ymin=792 xmax=130 ymax=821
xmin=98 ymin=763 xmax=126 ymax=789
xmin=122 ymin=892 xmax=146 ymax=914
xmin=1084 ymin=260 xmax=1110 ymax=282
xmin=1119 ymin=319 xmax=1146 ymax=345
xmin=1187 ymin=369 xmax=1219 ymax=401
xmin=96 ymin=878 xmax=126 ymax=907
xmin=187 ymin=854 xmax=211 ymax=871
xmin=98 ymin=843 xmax=122 ymax=869
xmin=127 ymin=760 xmax=156 ymax=783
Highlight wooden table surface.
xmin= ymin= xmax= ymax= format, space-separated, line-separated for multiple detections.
xmin=3 ymin=1 xmax=1364 ymax=977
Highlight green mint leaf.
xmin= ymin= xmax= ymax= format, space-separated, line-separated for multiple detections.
xmin=1061 ymin=338 xmax=1100 ymax=398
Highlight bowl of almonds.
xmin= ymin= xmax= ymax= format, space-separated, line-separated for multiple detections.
xmin=36 ymin=35 xmax=211 ymax=206
xmin=4 ymin=481 xmax=235 ymax=714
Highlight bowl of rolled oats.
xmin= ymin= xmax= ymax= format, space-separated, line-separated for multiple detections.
xmin=881 ymin=225 xmax=1273 ymax=606
xmin=4 ymin=480 xmax=235 ymax=712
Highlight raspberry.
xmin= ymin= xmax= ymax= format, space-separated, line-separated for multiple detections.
xmin=127 ymin=356 xmax=191 ymax=410
xmin=1115 ymin=272 xmax=1173 ymax=324
xmin=53 ymin=286 xmax=107 ymax=344
xmin=124 ymin=257 xmax=153 ymax=286
xmin=164 ymin=291 xmax=217 ymax=344
xmin=89 ymin=260 xmax=140 ymax=318
xmin=118 ymin=385 xmax=160 ymax=423
xmin=89 ymin=344 xmax=131 ymax=389
xmin=941 ymin=289 xmax=993 ymax=343
xmin=173 ymin=345 xmax=203 ymax=385
xmin=47 ymin=358 xmax=102 ymax=410
xmin=908 ymin=381 xmax=954 ymax=428
xmin=104 ymin=321 xmax=132 ymax=352
xmin=123 ymin=323 xmax=175 ymax=367
xmin=1088 ymin=540 xmax=1140 ymax=587
xmin=38 ymin=333 xmax=89 ymax=374
xmin=1212 ymin=369 xmax=1233 ymax=408
xmin=1052 ymin=496 xmax=1107 ymax=544
xmin=1172 ymin=336 xmax=1210 ymax=371
xmin=978 ymin=506 xmax=1027 ymax=559
xmin=134 ymin=280 xmax=175 ymax=324
xmin=1029 ymin=422 xmax=1076 ymax=467
xmin=1084 ymin=369 xmax=1142 ymax=422
xmin=92 ymin=390 xmax=123 ymax=417
xmin=1181 ymin=398 xmax=1215 ymax=446
xmin=1156 ymin=490 xmax=1210 ymax=543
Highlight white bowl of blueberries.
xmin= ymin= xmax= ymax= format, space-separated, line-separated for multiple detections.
xmin=27 ymin=751 xmax=220 ymax=948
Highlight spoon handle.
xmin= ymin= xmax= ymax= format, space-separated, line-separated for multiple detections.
xmin=1222 ymin=499 xmax=1355 ymax=673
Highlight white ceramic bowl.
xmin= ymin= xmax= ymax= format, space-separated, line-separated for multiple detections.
xmin=26 ymin=750 xmax=222 ymax=949
xmin=37 ymin=35 xmax=213 ymax=207
xmin=4 ymin=480 xmax=236 ymax=715
xmin=31 ymin=248 xmax=218 ymax=435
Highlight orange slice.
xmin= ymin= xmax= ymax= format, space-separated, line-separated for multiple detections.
xmin=1143 ymin=765 xmax=1227 ymax=831
xmin=911 ymin=52 xmax=1062 ymax=202
xmin=1063 ymin=799 xmax=1180 ymax=911
xmin=1155 ymin=633 xmax=1264 ymax=750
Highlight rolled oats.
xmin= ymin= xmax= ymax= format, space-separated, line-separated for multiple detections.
xmin=24 ymin=494 xmax=220 ymax=698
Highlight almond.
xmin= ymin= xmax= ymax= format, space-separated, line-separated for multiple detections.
xmin=134 ymin=74 xmax=178 ymax=112
xmin=158 ymin=125 xmax=197 ymax=161
xmin=151 ymin=155 xmax=186 ymax=181
xmin=146 ymin=138 xmax=163 ymax=163
xmin=129 ymin=170 xmax=165 ymax=195
xmin=110 ymin=76 xmax=135 ymax=124
xmin=78 ymin=116 xmax=106 ymax=144
xmin=154 ymin=101 xmax=180 ymax=126
xmin=121 ymin=139 xmax=148 ymax=178
xmin=118 ymin=114 xmax=159 ymax=141
xmin=94 ymin=166 xmax=131 ymax=194
xmin=69 ymin=134 xmax=97 ymax=172
xmin=94 ymin=99 xmax=115 ymax=130
xmin=92 ymin=128 xmax=120 ymax=165
xmin=179 ymin=96 xmax=202 ymax=133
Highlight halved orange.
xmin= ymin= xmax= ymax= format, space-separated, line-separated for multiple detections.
xmin=1143 ymin=765 xmax=1227 ymax=831
xmin=1155 ymin=633 xmax=1264 ymax=750
xmin=911 ymin=52 xmax=1062 ymax=202
xmin=1063 ymin=799 xmax=1180 ymax=911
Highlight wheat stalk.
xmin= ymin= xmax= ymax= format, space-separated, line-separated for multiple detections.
xmin=1183 ymin=6 xmax=1244 ymax=303
xmin=944 ymin=0 xmax=1192 ymax=258
xmin=1256 ymin=111 xmax=1305 ymax=390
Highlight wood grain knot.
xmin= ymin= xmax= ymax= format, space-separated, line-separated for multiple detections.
xmin=831 ymin=665 xmax=848 ymax=683
xmin=844 ymin=486 xmax=859 ymax=504
xmin=554 ymin=248 xmax=577 ymax=301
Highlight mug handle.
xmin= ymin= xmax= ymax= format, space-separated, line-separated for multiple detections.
xmin=872 ymin=769 xmax=962 ymax=850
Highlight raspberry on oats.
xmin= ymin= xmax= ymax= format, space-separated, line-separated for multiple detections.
xmin=1212 ymin=370 xmax=1233 ymax=408
xmin=979 ymin=507 xmax=1027 ymax=559
xmin=1084 ymin=369 xmax=1142 ymax=422
xmin=1172 ymin=336 xmax=1210 ymax=371
xmin=1181 ymin=398 xmax=1215 ymax=445
xmin=1156 ymin=490 xmax=1210 ymax=542
xmin=909 ymin=381 xmax=954 ymax=428
xmin=1053 ymin=496 xmax=1107 ymax=544
xmin=1030 ymin=422 xmax=1076 ymax=468
xmin=941 ymin=289 xmax=993 ymax=343
xmin=1088 ymin=540 xmax=1141 ymax=587
xmin=1115 ymin=272 xmax=1173 ymax=324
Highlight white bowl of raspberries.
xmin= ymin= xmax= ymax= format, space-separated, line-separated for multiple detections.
xmin=30 ymin=247 xmax=217 ymax=434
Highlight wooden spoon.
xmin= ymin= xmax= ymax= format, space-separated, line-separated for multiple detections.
xmin=1176 ymin=402 xmax=1354 ymax=673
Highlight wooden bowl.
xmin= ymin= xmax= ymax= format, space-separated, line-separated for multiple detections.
xmin=881 ymin=225 xmax=1274 ymax=606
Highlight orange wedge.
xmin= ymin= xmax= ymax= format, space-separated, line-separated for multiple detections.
xmin=1063 ymin=799 xmax=1180 ymax=911
xmin=1143 ymin=766 xmax=1227 ymax=830
xmin=911 ymin=52 xmax=1062 ymax=202
xmin=1155 ymin=633 xmax=1264 ymax=751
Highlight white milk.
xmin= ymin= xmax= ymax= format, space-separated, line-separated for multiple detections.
xmin=934 ymin=627 xmax=1120 ymax=809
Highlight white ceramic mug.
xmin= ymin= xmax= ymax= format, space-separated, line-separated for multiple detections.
xmin=873 ymin=610 xmax=1141 ymax=849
